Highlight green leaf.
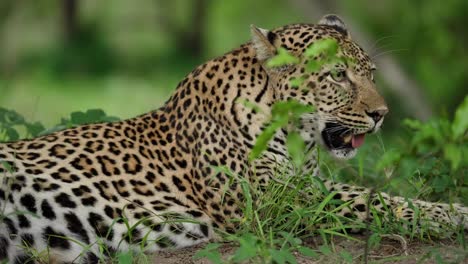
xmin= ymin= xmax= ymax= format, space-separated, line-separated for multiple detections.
xmin=443 ymin=144 xmax=462 ymax=170
xmin=304 ymin=38 xmax=339 ymax=58
xmin=375 ymin=149 xmax=401 ymax=171
xmin=4 ymin=109 xmax=25 ymax=125
xmin=1 ymin=160 xmax=14 ymax=173
xmin=266 ymin=47 xmax=299 ymax=68
xmin=25 ymin=122 xmax=46 ymax=137
xmin=68 ymin=109 xmax=119 ymax=125
xmin=458 ymin=186 xmax=468 ymax=205
xmin=240 ymin=179 xmax=254 ymax=219
xmin=286 ymin=131 xmax=306 ymax=168
xmin=306 ymin=60 xmax=322 ymax=72
xmin=236 ymin=98 xmax=263 ymax=114
xmin=461 ymin=145 xmax=468 ymax=168
xmin=298 ymin=246 xmax=318 ymax=258
xmin=70 ymin=111 xmax=89 ymax=124
xmin=403 ymin=118 xmax=424 ymax=130
xmin=250 ymin=100 xmax=314 ymax=161
xmin=70 ymin=109 xmax=105 ymax=124
xmin=452 ymin=95 xmax=468 ymax=139
xmin=117 ymin=251 xmax=133 ymax=264
xmin=86 ymin=109 xmax=106 ymax=119
xmin=6 ymin=127 xmax=19 ymax=141
xmin=269 ymin=248 xmax=298 ymax=264
xmin=278 ymin=231 xmax=302 ymax=246
xmin=232 ymin=234 xmax=258 ymax=262
xmin=193 ymin=243 xmax=223 ymax=264
xmin=339 ymin=250 xmax=353 ymax=263
xmin=328 ymin=55 xmax=350 ymax=67
xmin=289 ymin=76 xmax=306 ymax=87
xmin=249 ymin=121 xmax=282 ymax=161
xmin=271 ymin=100 xmax=315 ymax=119
xmin=318 ymin=245 xmax=332 ymax=255
xmin=0 ymin=108 xmax=7 ymax=123
xmin=303 ymin=39 xmax=350 ymax=73
xmin=269 ymin=249 xmax=286 ymax=264
xmin=100 ymin=115 xmax=120 ymax=122
xmin=432 ymin=176 xmax=449 ymax=193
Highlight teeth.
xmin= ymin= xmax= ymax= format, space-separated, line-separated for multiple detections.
xmin=343 ymin=135 xmax=352 ymax=143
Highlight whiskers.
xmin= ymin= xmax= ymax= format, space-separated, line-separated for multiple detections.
xmin=323 ymin=125 xmax=353 ymax=136
xmin=331 ymin=145 xmax=351 ymax=150
xmin=339 ymin=128 xmax=353 ymax=137
xmin=372 ymin=48 xmax=408 ymax=59
xmin=368 ymin=35 xmax=408 ymax=60
xmin=368 ymin=35 xmax=397 ymax=55
xmin=323 ymin=125 xmax=345 ymax=133
xmin=316 ymin=114 xmax=338 ymax=124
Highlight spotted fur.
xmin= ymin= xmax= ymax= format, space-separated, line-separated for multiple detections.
xmin=0 ymin=15 xmax=466 ymax=263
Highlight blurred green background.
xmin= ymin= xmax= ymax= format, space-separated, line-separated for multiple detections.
xmin=1 ymin=0 xmax=467 ymax=127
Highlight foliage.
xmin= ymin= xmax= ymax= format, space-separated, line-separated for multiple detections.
xmin=303 ymin=38 xmax=351 ymax=72
xmin=194 ymin=36 xmax=467 ymax=262
xmin=194 ymin=232 xmax=333 ymax=264
xmin=266 ymin=47 xmax=299 ymax=68
xmin=266 ymin=38 xmax=352 ymax=86
xmin=0 ymin=108 xmax=45 ymax=141
xmin=248 ymin=100 xmax=314 ymax=165
xmin=0 ymin=108 xmax=119 ymax=142
xmin=250 ymin=38 xmax=345 ymax=164
xmin=0 ymin=91 xmax=464 ymax=263
xmin=39 ymin=109 xmax=120 ymax=136
xmin=376 ymin=96 xmax=468 ymax=203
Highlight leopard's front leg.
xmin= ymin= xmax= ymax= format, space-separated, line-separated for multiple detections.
xmin=322 ymin=180 xmax=468 ymax=235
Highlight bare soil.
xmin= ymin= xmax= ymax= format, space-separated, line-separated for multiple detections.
xmin=153 ymin=235 xmax=467 ymax=264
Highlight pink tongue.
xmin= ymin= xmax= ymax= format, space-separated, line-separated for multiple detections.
xmin=351 ymin=134 xmax=366 ymax=148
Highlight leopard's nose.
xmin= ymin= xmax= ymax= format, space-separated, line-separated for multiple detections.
xmin=365 ymin=107 xmax=388 ymax=123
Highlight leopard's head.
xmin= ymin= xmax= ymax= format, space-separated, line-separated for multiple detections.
xmin=251 ymin=15 xmax=388 ymax=159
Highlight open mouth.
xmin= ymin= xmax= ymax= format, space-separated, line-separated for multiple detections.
xmin=321 ymin=122 xmax=366 ymax=150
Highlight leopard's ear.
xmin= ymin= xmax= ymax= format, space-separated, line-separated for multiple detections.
xmin=318 ymin=14 xmax=350 ymax=38
xmin=250 ymin=25 xmax=277 ymax=61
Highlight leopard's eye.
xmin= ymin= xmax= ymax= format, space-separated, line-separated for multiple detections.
xmin=330 ymin=70 xmax=347 ymax=82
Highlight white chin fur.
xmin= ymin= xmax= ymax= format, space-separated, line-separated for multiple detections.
xmin=329 ymin=148 xmax=357 ymax=159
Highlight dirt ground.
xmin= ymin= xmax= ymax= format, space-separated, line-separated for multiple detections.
xmin=153 ymin=234 xmax=468 ymax=264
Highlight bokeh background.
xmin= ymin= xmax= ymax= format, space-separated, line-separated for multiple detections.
xmin=0 ymin=0 xmax=467 ymax=129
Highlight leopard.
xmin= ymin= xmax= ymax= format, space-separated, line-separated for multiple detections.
xmin=0 ymin=15 xmax=467 ymax=263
